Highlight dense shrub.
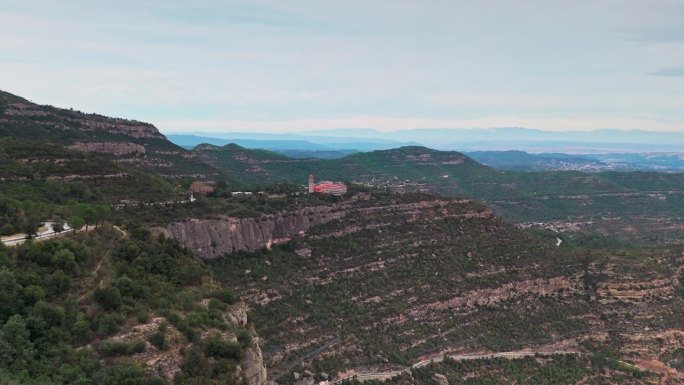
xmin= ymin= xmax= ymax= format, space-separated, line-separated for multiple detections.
xmin=149 ymin=327 xmax=169 ymax=351
xmin=97 ymin=340 xmax=146 ymax=357
xmin=209 ymin=288 xmax=237 ymax=305
xmin=202 ymin=334 xmax=243 ymax=360
xmin=94 ymin=287 xmax=122 ymax=311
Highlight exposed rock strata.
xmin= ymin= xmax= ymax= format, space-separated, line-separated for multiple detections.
xmin=155 ymin=206 xmax=345 ymax=258
xmin=3 ymin=102 xmax=165 ymax=139
xmin=71 ymin=141 xmax=146 ymax=155
xmin=239 ymin=335 xmax=269 ymax=385
xmin=596 ymin=278 xmax=678 ymax=303
xmin=411 ymin=275 xmax=583 ymax=317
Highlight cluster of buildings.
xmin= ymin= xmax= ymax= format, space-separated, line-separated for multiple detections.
xmin=308 ymin=174 xmax=347 ymax=195
xmin=187 ymin=175 xmax=347 ymax=198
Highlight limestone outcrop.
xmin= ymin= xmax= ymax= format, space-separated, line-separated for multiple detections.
xmin=239 ymin=336 xmax=270 ymax=385
xmin=154 ymin=206 xmax=345 ymax=258
xmin=71 ymin=141 xmax=146 ymax=156
xmin=411 ymin=275 xmax=583 ymax=317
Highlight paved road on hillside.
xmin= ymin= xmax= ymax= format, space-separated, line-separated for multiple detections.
xmin=1 ymin=221 xmax=75 ymax=246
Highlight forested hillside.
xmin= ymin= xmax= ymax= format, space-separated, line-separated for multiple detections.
xmin=2 ymin=89 xmax=684 ymax=384
xmin=204 ymin=191 xmax=684 ymax=383
xmin=192 ymin=144 xmax=684 ymax=244
xmin=0 ymin=225 xmax=269 ymax=385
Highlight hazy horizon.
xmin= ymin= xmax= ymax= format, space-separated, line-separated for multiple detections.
xmin=2 ymin=1 xmax=684 ymax=133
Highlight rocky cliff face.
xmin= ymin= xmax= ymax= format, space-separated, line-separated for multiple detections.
xmin=155 ymin=206 xmax=345 ymax=258
xmin=231 ymin=303 xmax=270 ymax=385
xmin=239 ymin=334 xmax=270 ymax=385
xmin=71 ymin=141 xmax=146 ymax=155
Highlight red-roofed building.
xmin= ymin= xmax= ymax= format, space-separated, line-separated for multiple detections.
xmin=308 ymin=174 xmax=347 ymax=195
xmin=313 ymin=182 xmax=347 ymax=195
xmin=189 ymin=181 xmax=214 ymax=195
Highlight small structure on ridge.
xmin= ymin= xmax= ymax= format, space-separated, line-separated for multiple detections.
xmin=189 ymin=181 xmax=214 ymax=195
xmin=307 ymin=174 xmax=347 ymax=195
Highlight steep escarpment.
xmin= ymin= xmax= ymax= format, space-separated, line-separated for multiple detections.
xmin=186 ymin=141 xmax=684 ymax=245
xmin=155 ymin=206 xmax=345 ymax=258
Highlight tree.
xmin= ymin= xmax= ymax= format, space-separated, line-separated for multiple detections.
xmin=92 ymin=362 xmax=149 ymax=385
xmin=21 ymin=216 xmax=42 ymax=239
xmin=0 ymin=223 xmax=15 ymax=236
xmin=52 ymin=249 xmax=78 ymax=275
xmin=82 ymin=207 xmax=96 ymax=230
xmin=71 ymin=312 xmax=93 ymax=343
xmin=180 ymin=346 xmax=209 ymax=377
xmin=66 ymin=216 xmax=85 ymax=233
xmin=0 ymin=315 xmax=35 ymax=370
xmin=22 ymin=285 xmax=45 ymax=306
xmin=0 ymin=269 xmax=22 ymax=323
xmin=52 ymin=221 xmax=64 ymax=233
xmin=94 ymin=287 xmax=122 ymax=311
xmin=94 ymin=205 xmax=111 ymax=228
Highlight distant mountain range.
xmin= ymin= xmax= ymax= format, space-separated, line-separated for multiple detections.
xmin=4 ymin=80 xmax=682 ymax=240
xmin=168 ymin=132 xmax=684 ymax=171
xmin=167 ymin=127 xmax=684 ymax=153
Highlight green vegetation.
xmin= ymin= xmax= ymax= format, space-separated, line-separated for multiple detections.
xmin=2 ymin=88 xmax=684 ymax=384
xmin=97 ymin=339 xmax=147 ymax=357
xmin=187 ymin=144 xmax=684 ymax=244
xmin=210 ymin=193 xmax=581 ymax=372
xmin=207 ymin=190 xmax=684 ymax=379
xmin=0 ymin=90 xmax=219 ymax=179
xmin=0 ymin=139 xmax=177 ymax=210
xmin=0 ymin=224 xmax=258 ymax=384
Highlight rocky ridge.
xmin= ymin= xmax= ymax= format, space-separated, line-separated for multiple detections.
xmin=154 ymin=206 xmax=345 ymax=258
xmin=2 ymin=101 xmax=165 ymax=139
xmin=0 ymin=89 xmax=220 ymax=179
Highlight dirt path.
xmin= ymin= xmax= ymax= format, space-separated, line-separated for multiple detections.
xmin=112 ymin=225 xmax=127 ymax=238
xmin=76 ymin=225 xmax=126 ymax=303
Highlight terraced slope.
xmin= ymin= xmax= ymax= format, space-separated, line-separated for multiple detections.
xmin=206 ymin=192 xmax=684 ymax=382
xmin=192 ymin=143 xmax=298 ymax=184
xmin=0 ymin=89 xmax=219 ymax=179
xmin=0 ymin=138 xmax=175 ymax=203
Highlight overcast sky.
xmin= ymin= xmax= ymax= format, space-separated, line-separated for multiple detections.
xmin=1 ymin=0 xmax=683 ymax=133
